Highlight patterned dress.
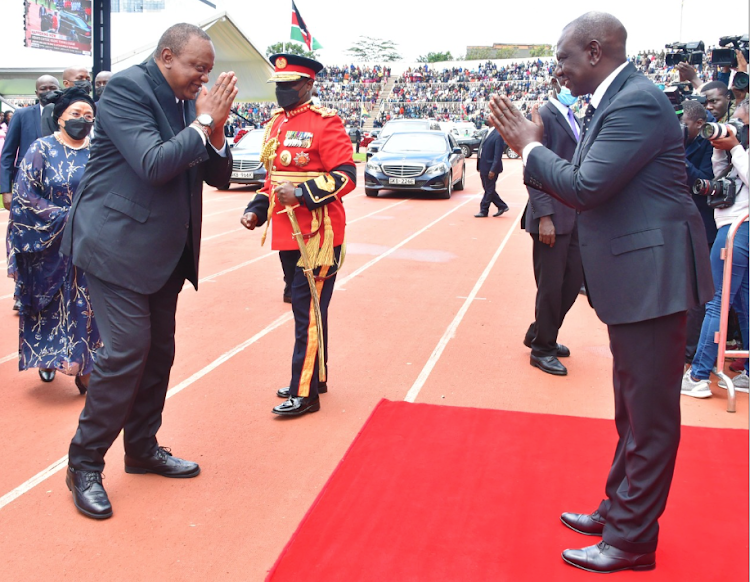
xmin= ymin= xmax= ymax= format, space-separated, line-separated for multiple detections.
xmin=11 ymin=134 xmax=101 ymax=375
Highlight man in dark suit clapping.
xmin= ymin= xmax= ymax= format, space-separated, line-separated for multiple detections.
xmin=490 ymin=12 xmax=712 ymax=573
xmin=522 ymin=79 xmax=583 ymax=376
xmin=61 ymin=23 xmax=236 ymax=520
xmin=474 ymin=120 xmax=508 ymax=217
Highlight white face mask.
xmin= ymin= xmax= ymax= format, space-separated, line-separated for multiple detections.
xmin=557 ymin=86 xmax=577 ymax=107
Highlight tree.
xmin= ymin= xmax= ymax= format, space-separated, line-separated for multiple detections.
xmin=265 ymin=41 xmax=317 ymax=59
xmin=529 ymin=45 xmax=554 ymax=58
xmin=347 ymin=36 xmax=401 ymax=62
xmin=417 ymin=51 xmax=454 ymax=63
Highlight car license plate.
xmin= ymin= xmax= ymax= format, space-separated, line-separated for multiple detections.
xmin=389 ymin=177 xmax=415 ymax=185
xmin=232 ymin=171 xmax=254 ymax=179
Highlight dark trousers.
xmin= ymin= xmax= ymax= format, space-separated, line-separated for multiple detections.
xmin=68 ymin=261 xmax=187 ymax=471
xmin=280 ymin=246 xmax=341 ymax=399
xmin=479 ymin=173 xmax=508 ymax=214
xmin=597 ymin=311 xmax=686 ymax=554
xmin=525 ymin=228 xmax=583 ymax=356
xmin=279 ymin=253 xmax=295 ymax=298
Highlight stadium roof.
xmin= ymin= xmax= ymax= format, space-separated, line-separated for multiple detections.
xmin=0 ymin=11 xmax=274 ymax=102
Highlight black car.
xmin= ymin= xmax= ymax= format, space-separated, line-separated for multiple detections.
xmin=222 ymin=129 xmax=267 ymax=189
xmin=58 ymin=11 xmax=91 ymax=44
xmin=364 ymin=131 xmax=466 ymax=199
xmin=366 ymin=118 xmax=441 ymax=160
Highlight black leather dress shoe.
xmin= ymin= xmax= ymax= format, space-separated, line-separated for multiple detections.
xmin=283 ymin=293 xmax=292 ymax=304
xmin=561 ymin=510 xmax=606 ymax=535
xmin=13 ymin=298 xmax=21 ymax=311
xmin=493 ymin=207 xmax=509 ymax=217
xmin=39 ymin=368 xmax=56 ymax=382
xmin=562 ymin=541 xmax=656 ymax=573
xmin=66 ymin=467 xmax=112 ymax=520
xmin=530 ymin=354 xmax=567 ymax=375
xmin=523 ymin=337 xmax=570 ymax=357
xmin=474 ymin=212 xmax=488 ymax=218
xmin=277 ymin=382 xmax=327 ymax=398
xmin=124 ymin=446 xmax=200 ymax=478
xmin=273 ymin=396 xmax=320 ymax=416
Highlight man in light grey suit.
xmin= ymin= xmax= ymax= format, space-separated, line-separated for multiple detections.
xmin=490 ymin=12 xmax=713 ymax=573
xmin=61 ymin=23 xmax=236 ymax=520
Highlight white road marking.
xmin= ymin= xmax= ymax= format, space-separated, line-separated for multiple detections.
xmin=404 ymin=169 xmax=522 ymax=403
xmin=0 ymin=167 xmax=496 ymax=509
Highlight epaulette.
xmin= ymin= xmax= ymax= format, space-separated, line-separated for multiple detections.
xmin=261 ymin=108 xmax=284 ymax=126
xmin=309 ymin=104 xmax=337 ymax=118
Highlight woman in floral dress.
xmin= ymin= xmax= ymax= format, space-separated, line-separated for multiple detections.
xmin=10 ymin=87 xmax=101 ymax=393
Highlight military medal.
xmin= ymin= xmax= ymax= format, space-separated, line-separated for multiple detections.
xmin=279 ymin=150 xmax=292 ymax=166
xmin=283 ymin=131 xmax=313 ymax=148
xmin=294 ymin=151 xmax=311 ymax=167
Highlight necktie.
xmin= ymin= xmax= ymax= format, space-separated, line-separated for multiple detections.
xmin=179 ymin=101 xmax=187 ymax=129
xmin=567 ymin=108 xmax=580 ymax=141
xmin=580 ymin=103 xmax=595 ymax=138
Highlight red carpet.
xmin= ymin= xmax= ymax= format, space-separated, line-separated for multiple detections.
xmin=267 ymin=400 xmax=749 ymax=581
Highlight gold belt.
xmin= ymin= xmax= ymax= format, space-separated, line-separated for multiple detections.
xmin=270 ymin=170 xmax=326 ymax=185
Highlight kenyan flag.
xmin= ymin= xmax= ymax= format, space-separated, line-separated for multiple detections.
xmin=291 ymin=1 xmax=322 ymax=50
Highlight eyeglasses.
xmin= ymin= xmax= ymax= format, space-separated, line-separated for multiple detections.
xmin=66 ymin=111 xmax=95 ymax=123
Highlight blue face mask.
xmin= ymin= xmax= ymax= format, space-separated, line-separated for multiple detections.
xmin=557 ymin=86 xmax=577 ymax=107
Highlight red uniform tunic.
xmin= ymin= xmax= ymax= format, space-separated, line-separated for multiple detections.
xmin=250 ymin=103 xmax=356 ymax=254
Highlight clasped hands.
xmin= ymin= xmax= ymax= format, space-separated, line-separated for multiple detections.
xmin=488 ymin=94 xmax=544 ymax=159
xmin=195 ymin=71 xmax=239 ymax=148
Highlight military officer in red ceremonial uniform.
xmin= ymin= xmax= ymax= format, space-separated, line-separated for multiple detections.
xmin=241 ymin=54 xmax=356 ymax=417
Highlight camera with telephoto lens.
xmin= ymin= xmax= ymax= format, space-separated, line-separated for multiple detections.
xmin=701 ymin=118 xmax=745 ymax=140
xmin=665 ymin=41 xmax=705 ymax=66
xmin=692 ymin=177 xmax=737 ymax=209
xmin=710 ymin=35 xmax=750 ymax=67
xmin=664 ymin=82 xmax=707 ymax=113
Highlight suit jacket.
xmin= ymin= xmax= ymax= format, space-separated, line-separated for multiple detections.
xmin=0 ymin=104 xmax=43 ymax=193
xmin=523 ymin=102 xmax=579 ymax=235
xmin=61 ymin=59 xmax=232 ymax=295
xmin=477 ymin=128 xmax=504 ymax=176
xmin=524 ymin=63 xmax=713 ymax=325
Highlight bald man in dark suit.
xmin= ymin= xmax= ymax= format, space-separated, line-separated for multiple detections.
xmin=490 ymin=12 xmax=712 ymax=573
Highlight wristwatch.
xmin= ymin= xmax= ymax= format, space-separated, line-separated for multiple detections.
xmin=294 ymin=187 xmax=303 ymax=200
xmin=195 ymin=113 xmax=214 ymax=130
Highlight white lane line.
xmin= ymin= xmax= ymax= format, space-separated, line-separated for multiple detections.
xmin=202 ymin=227 xmax=244 ymax=242
xmin=0 ymin=169 xmax=494 ymax=510
xmin=203 ymin=205 xmax=248 ymax=218
xmin=403 ymin=168 xmax=522 ymax=403
xmin=0 ymin=352 xmax=18 ymax=365
xmin=0 ymin=293 xmax=14 ymax=301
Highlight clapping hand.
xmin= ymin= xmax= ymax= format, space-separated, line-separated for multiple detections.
xmin=488 ymin=94 xmax=544 ymax=158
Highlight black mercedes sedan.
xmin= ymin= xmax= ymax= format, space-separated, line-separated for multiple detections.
xmin=222 ymin=128 xmax=267 ymax=190
xmin=364 ymin=131 xmax=466 ymax=199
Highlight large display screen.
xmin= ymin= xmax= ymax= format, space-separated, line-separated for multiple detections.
xmin=24 ymin=0 xmax=92 ymax=56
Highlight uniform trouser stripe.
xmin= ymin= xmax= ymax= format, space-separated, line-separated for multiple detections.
xmin=298 ymin=267 xmax=329 ymax=397
xmin=281 ymin=246 xmax=340 ymax=399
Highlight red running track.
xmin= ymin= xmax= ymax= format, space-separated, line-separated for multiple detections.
xmin=0 ymin=160 xmax=746 ymax=581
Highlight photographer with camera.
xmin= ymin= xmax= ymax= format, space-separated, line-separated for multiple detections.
xmin=701 ymin=81 xmax=734 ymax=123
xmin=682 ymin=100 xmax=717 ymax=363
xmin=682 ymin=97 xmax=749 ymax=397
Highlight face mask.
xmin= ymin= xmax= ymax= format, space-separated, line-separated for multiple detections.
xmin=95 ymin=85 xmax=105 ymax=98
xmin=74 ymin=80 xmax=93 ymax=95
xmin=39 ymin=89 xmax=62 ymax=107
xmin=276 ymin=86 xmax=301 ymax=109
xmin=62 ymin=117 xmax=94 ymax=140
xmin=557 ymin=86 xmax=577 ymax=107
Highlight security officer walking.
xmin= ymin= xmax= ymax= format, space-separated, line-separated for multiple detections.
xmin=241 ymin=54 xmax=356 ymax=417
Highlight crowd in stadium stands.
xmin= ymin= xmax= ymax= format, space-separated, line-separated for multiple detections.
xmin=145 ymin=51 xmax=736 ymax=136
xmin=316 ymin=81 xmax=381 ymax=105
xmin=316 ymin=64 xmax=391 ymax=82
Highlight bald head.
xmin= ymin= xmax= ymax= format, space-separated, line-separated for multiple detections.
xmin=563 ymin=12 xmax=627 ymax=60
xmin=62 ymin=67 xmax=91 ymax=87
xmin=554 ymin=12 xmax=628 ymax=97
xmin=35 ymin=75 xmax=60 ymax=101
